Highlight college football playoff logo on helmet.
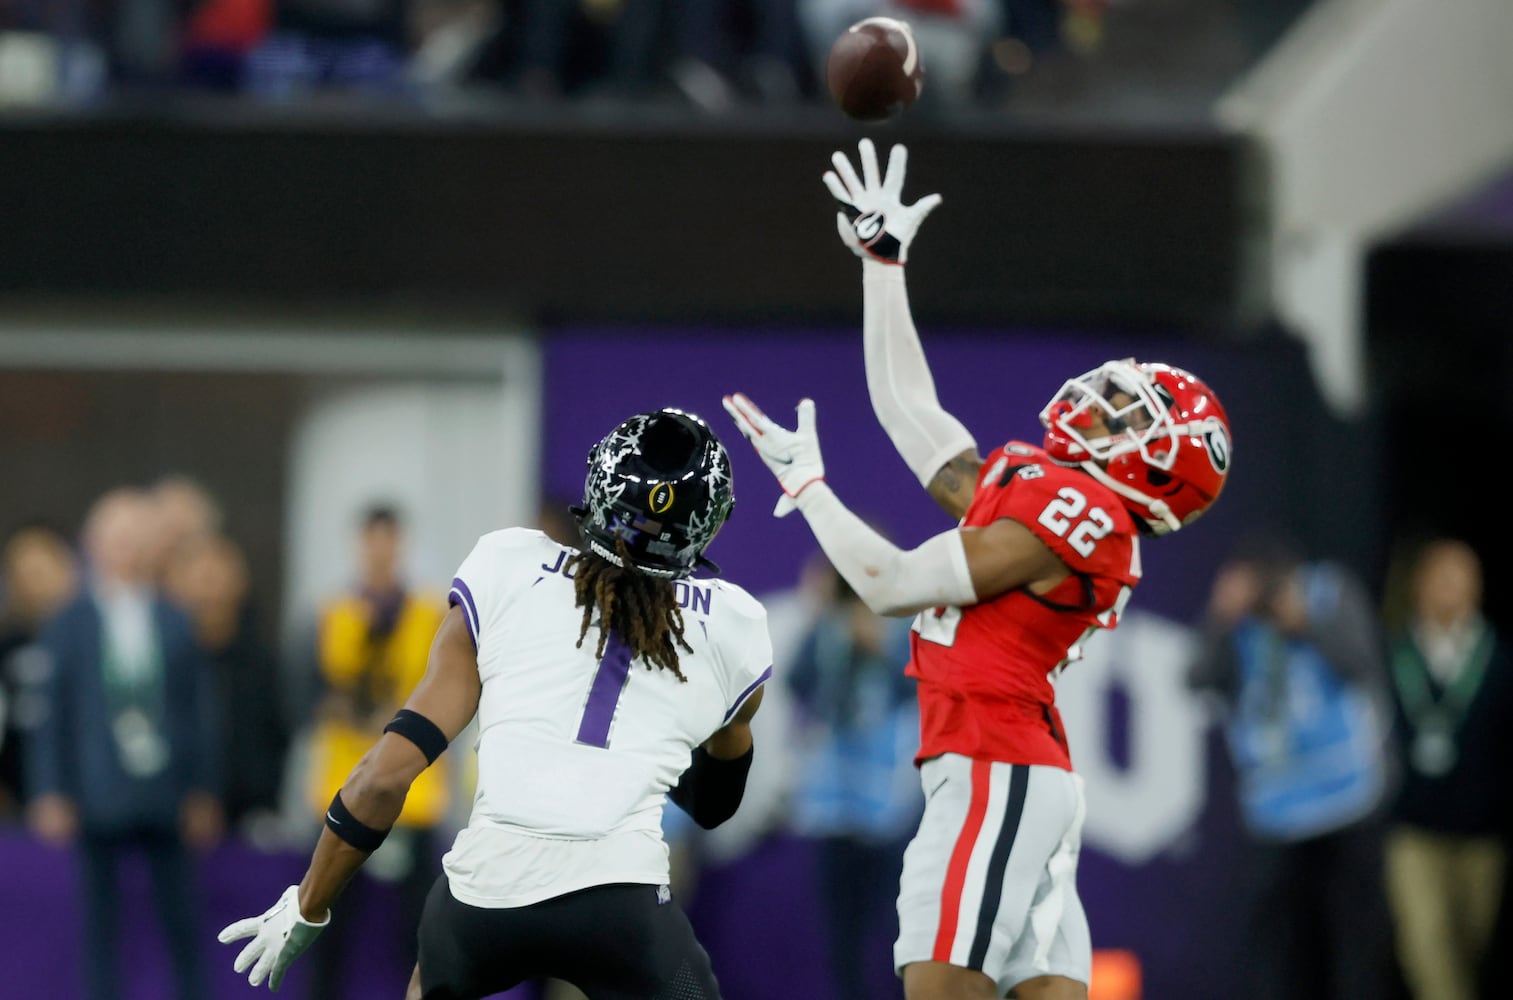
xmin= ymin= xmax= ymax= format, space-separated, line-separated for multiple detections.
xmin=576 ymin=409 xmax=734 ymax=578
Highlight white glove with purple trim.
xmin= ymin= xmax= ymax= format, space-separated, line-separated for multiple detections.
xmin=218 ymin=884 xmax=329 ymax=992
xmin=722 ymin=393 xmax=826 ymax=517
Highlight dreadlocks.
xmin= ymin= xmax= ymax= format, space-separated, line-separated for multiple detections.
xmin=566 ymin=538 xmax=692 ymax=682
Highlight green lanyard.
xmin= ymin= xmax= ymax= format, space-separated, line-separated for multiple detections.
xmin=1390 ymin=624 xmax=1492 ymax=777
xmin=100 ymin=616 xmax=169 ymax=779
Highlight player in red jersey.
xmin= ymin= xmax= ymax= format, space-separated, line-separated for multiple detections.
xmin=724 ymin=139 xmax=1231 ymax=1000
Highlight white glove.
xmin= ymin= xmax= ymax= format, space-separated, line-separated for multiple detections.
xmin=722 ymin=393 xmax=825 ymax=517
xmin=217 ymin=884 xmax=330 ymax=992
xmin=823 ymin=138 xmax=942 ymax=265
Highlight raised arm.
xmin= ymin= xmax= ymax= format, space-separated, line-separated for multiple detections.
xmin=218 ymin=605 xmax=481 ymax=991
xmin=826 ymin=139 xmax=981 ymax=518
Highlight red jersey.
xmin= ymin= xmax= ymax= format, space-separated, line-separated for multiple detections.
xmin=907 ymin=442 xmax=1142 ymax=770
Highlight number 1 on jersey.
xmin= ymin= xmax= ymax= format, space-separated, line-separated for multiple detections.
xmin=576 ymin=630 xmax=633 ymax=748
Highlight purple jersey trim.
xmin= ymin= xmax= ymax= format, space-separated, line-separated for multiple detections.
xmin=448 ymin=577 xmax=480 ymax=647
xmin=723 ymin=665 xmax=772 ymax=722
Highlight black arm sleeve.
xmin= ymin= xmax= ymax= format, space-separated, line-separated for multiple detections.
xmin=667 ymin=745 xmax=754 ymax=830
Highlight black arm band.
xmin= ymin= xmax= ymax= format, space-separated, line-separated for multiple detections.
xmin=668 ymin=745 xmax=754 ymax=830
xmin=325 ymin=790 xmax=391 ymax=853
xmin=383 ymin=709 xmax=449 ymax=765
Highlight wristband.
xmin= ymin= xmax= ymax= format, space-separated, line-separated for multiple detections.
xmin=325 ymin=791 xmax=390 ymax=853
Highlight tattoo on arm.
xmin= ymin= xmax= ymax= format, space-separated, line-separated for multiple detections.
xmin=927 ymin=452 xmax=984 ymax=520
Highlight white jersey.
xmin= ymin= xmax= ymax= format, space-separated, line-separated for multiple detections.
xmin=440 ymin=528 xmax=772 ymax=908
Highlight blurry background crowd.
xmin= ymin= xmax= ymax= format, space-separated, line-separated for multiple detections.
xmin=0 ymin=0 xmax=1314 ymax=121
xmin=2 ymin=0 xmax=1512 ymax=999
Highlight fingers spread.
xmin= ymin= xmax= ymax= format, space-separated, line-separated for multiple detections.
xmin=859 ymin=137 xmax=881 ymax=190
xmin=835 ymin=212 xmax=857 ymax=247
xmin=822 ymin=171 xmax=854 ymax=207
xmin=831 ymin=150 xmax=863 ymax=200
xmin=914 ymin=192 xmax=943 ymax=218
xmin=796 ymin=398 xmax=817 ymax=436
xmin=883 ymin=143 xmax=908 ymax=196
xmin=234 ymin=938 xmax=263 ymax=975
xmin=249 ymin=948 xmax=276 ymax=988
xmin=219 ymin=918 xmax=259 ymax=944
xmin=733 ymin=392 xmax=769 ymax=423
xmin=721 ymin=394 xmax=766 ymax=438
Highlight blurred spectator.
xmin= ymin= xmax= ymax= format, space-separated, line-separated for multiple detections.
xmin=104 ymin=0 xmax=184 ymax=84
xmin=505 ymin=0 xmax=688 ymax=103
xmin=1382 ymin=538 xmax=1513 ymax=1000
xmin=165 ymin=531 xmax=292 ymax=834
xmin=24 ymin=486 xmax=222 ymax=1000
xmin=243 ymin=0 xmax=409 ymax=100
xmin=667 ymin=0 xmax=808 ymax=111
xmin=180 ymin=0 xmax=275 ymax=88
xmin=0 ymin=0 xmax=110 ymax=103
xmin=148 ymin=472 xmax=223 ymax=586
xmin=404 ymin=0 xmax=503 ymax=94
xmin=0 ymin=521 xmax=79 ymax=819
xmin=786 ymin=568 xmax=921 ymax=1000
xmin=304 ymin=501 xmax=449 ymax=999
xmin=797 ymin=0 xmax=1003 ymax=111
xmin=1187 ymin=531 xmax=1395 ymax=1000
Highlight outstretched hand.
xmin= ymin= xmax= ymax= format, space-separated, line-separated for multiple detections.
xmin=823 ymin=137 xmax=942 ymax=265
xmin=722 ymin=393 xmax=826 ymax=517
xmin=217 ymin=885 xmax=329 ymax=992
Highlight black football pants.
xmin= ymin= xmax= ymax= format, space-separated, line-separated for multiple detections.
xmin=417 ymin=876 xmax=722 ymax=1000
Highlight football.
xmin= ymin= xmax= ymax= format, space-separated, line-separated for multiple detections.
xmin=826 ymin=17 xmax=924 ymax=123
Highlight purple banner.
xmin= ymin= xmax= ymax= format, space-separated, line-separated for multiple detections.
xmin=0 ymin=831 xmax=540 ymax=1000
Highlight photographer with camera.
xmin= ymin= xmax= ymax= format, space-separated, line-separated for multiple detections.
xmin=1187 ymin=530 xmax=1395 ymax=1000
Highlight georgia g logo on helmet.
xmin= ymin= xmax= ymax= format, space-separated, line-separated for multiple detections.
xmin=1203 ymin=422 xmax=1231 ymax=475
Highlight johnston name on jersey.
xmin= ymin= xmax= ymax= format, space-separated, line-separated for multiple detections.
xmin=908 ymin=442 xmax=1142 ymax=771
xmin=441 ymin=528 xmax=772 ymax=907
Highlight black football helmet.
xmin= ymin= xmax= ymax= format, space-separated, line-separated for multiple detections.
xmin=573 ymin=408 xmax=735 ymax=579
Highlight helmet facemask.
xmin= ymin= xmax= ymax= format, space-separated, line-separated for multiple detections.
xmin=1041 ymin=359 xmax=1229 ymax=535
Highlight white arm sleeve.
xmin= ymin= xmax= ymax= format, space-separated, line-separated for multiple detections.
xmin=863 ymin=259 xmax=979 ymax=487
xmin=795 ymin=483 xmax=977 ymax=617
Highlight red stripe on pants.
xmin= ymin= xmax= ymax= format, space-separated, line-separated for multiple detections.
xmin=932 ymin=759 xmax=992 ymax=962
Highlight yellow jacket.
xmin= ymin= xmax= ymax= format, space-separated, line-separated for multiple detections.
xmin=306 ymin=589 xmax=450 ymax=829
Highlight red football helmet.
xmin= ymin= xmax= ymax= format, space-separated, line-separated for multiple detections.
xmin=1040 ymin=359 xmax=1231 ymax=535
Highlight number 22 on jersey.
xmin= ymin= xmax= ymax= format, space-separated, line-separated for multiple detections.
xmin=915 ymin=481 xmax=1137 ymax=673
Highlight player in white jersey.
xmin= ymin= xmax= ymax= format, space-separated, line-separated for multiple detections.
xmin=218 ymin=408 xmax=772 ymax=999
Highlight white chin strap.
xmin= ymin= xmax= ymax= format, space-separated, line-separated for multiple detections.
xmin=1078 ymin=461 xmax=1181 ymax=535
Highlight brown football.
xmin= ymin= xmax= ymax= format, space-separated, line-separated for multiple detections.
xmin=826 ymin=17 xmax=924 ymax=123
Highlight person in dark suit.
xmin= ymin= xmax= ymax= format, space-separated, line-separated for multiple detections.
xmin=0 ymin=520 xmax=80 ymax=820
xmin=25 ymin=486 xmax=224 ymax=1000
